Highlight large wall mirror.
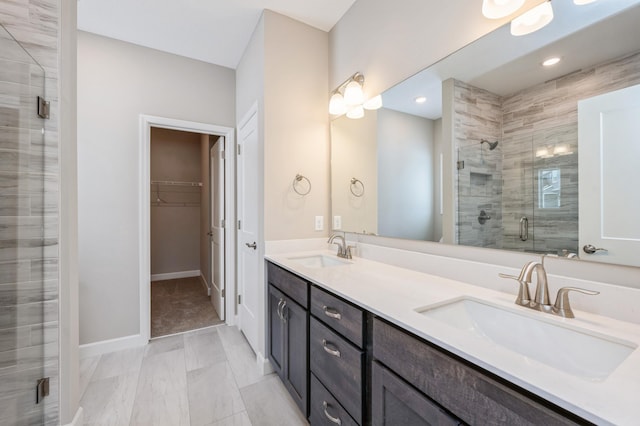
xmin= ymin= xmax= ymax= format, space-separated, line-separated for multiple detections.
xmin=330 ymin=0 xmax=640 ymax=267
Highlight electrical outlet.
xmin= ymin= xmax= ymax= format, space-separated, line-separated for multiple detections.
xmin=315 ymin=216 xmax=324 ymax=231
xmin=333 ymin=215 xmax=342 ymax=230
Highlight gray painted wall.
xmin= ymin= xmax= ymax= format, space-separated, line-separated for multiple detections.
xmin=377 ymin=108 xmax=435 ymax=241
xmin=78 ymin=31 xmax=235 ymax=345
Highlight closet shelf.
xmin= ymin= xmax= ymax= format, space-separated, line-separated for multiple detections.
xmin=151 ymin=180 xmax=202 ymax=187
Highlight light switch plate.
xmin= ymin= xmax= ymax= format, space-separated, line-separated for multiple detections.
xmin=315 ymin=216 xmax=324 ymax=231
xmin=333 ymin=215 xmax=342 ymax=230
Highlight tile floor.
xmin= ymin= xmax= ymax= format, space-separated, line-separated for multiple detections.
xmin=151 ymin=278 xmax=224 ymax=337
xmin=80 ymin=325 xmax=308 ymax=426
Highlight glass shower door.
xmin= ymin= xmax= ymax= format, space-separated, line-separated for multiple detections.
xmin=0 ymin=23 xmax=58 ymax=425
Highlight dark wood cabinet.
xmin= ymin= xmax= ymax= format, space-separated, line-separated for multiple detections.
xmin=371 ymin=362 xmax=460 ymax=426
xmin=267 ymin=263 xmax=309 ymax=417
xmin=372 ymin=318 xmax=587 ymax=426
xmin=267 ymin=262 xmax=590 ymax=426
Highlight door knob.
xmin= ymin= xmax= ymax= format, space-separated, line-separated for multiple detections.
xmin=246 ymin=242 xmax=257 ymax=250
xmin=583 ymin=244 xmax=607 ymax=254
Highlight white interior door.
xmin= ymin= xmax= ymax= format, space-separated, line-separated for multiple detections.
xmin=237 ymin=110 xmax=261 ymax=352
xmin=578 ymin=83 xmax=640 ymax=267
xmin=210 ymin=137 xmax=225 ymax=320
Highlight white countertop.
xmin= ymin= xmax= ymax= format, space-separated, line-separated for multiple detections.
xmin=266 ymin=250 xmax=640 ymax=426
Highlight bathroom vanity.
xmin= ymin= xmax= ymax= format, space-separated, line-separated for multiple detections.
xmin=265 ymin=251 xmax=640 ymax=426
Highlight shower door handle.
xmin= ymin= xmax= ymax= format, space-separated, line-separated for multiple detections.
xmin=519 ymin=217 xmax=529 ymax=241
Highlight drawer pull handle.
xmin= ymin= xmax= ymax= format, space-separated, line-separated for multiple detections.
xmin=322 ymin=339 xmax=341 ymax=358
xmin=323 ymin=305 xmax=342 ymax=320
xmin=322 ymin=401 xmax=342 ymax=425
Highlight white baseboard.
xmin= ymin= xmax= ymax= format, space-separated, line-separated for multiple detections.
xmin=151 ymin=270 xmax=200 ymax=282
xmin=200 ymin=272 xmax=211 ymax=296
xmin=79 ymin=334 xmax=148 ymax=358
xmin=64 ymin=407 xmax=83 ymax=426
xmin=257 ymin=351 xmax=274 ymax=375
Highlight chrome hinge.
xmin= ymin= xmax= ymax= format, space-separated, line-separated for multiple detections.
xmin=37 ymin=96 xmax=50 ymax=119
xmin=457 ymin=160 xmax=465 ymax=170
xmin=238 ymin=295 xmax=242 ymax=305
xmin=220 ymin=150 xmax=225 ymax=160
xmin=237 ymin=145 xmax=241 ymax=155
xmin=238 ymin=220 xmax=241 ymax=230
xmin=221 ymin=219 xmax=225 ymax=228
xmin=221 ymin=288 xmax=225 ymax=298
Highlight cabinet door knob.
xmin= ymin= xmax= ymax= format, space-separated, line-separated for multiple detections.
xmin=322 ymin=339 xmax=341 ymax=358
xmin=322 ymin=305 xmax=342 ymax=320
xmin=322 ymin=401 xmax=342 ymax=425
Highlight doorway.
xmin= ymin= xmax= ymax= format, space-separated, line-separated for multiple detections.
xmin=149 ymin=128 xmax=224 ymax=337
xmin=140 ymin=115 xmax=235 ymax=342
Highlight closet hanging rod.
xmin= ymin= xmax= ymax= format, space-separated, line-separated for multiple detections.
xmin=150 ymin=180 xmax=203 ymax=187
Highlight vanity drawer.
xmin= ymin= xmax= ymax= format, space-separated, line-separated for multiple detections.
xmin=310 ymin=317 xmax=364 ymax=424
xmin=310 ymin=373 xmax=358 ymax=426
xmin=267 ymin=262 xmax=308 ymax=308
xmin=311 ymin=286 xmax=364 ymax=348
xmin=373 ymin=319 xmax=583 ymax=426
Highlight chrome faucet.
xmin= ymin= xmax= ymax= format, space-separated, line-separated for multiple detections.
xmin=328 ymin=233 xmax=352 ymax=259
xmin=500 ymin=260 xmax=599 ymax=318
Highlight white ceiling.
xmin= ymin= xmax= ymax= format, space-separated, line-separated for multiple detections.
xmin=77 ymin=0 xmax=356 ymax=69
xmin=383 ymin=0 xmax=640 ymax=119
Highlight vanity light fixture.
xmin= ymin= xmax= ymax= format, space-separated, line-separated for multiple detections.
xmin=511 ymin=1 xmax=554 ymax=36
xmin=329 ymin=72 xmax=383 ymax=118
xmin=482 ymin=0 xmax=525 ymax=19
xmin=415 ymin=96 xmax=427 ymax=104
xmin=542 ymin=56 xmax=561 ymax=66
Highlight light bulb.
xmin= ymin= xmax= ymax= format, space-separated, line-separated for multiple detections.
xmin=344 ymin=80 xmax=365 ymax=106
xmin=415 ymin=96 xmax=427 ymax=104
xmin=511 ymin=1 xmax=553 ymax=36
xmin=346 ymin=105 xmax=364 ymax=119
xmin=329 ymin=92 xmax=346 ymax=115
xmin=482 ymin=0 xmax=525 ymax=19
xmin=363 ymin=95 xmax=383 ymax=110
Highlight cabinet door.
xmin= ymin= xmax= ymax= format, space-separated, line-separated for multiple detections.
xmin=268 ymin=285 xmax=285 ymax=379
xmin=372 ymin=362 xmax=459 ymax=426
xmin=283 ymin=296 xmax=309 ymax=416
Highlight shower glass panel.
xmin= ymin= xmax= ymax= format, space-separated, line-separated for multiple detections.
xmin=531 ymin=123 xmax=579 ymax=254
xmin=0 ymin=23 xmax=58 ymax=424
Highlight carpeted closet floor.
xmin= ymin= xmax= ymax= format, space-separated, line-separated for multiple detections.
xmin=151 ymin=277 xmax=223 ymax=337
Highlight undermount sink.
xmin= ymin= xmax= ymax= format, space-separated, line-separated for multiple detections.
xmin=417 ymin=298 xmax=636 ymax=380
xmin=287 ymin=254 xmax=351 ymax=268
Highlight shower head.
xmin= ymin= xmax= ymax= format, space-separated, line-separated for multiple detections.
xmin=481 ymin=139 xmax=499 ymax=150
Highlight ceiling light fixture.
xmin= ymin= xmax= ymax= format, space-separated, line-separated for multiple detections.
xmin=415 ymin=96 xmax=427 ymax=104
xmin=542 ymin=56 xmax=561 ymax=66
xmin=573 ymin=0 xmax=597 ymax=4
xmin=329 ymin=72 xmax=382 ymax=118
xmin=482 ymin=0 xmax=525 ymax=19
xmin=511 ymin=1 xmax=554 ymax=36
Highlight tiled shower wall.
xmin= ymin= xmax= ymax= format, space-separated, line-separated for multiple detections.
xmin=453 ymin=79 xmax=503 ymax=248
xmin=454 ymin=50 xmax=640 ymax=253
xmin=0 ymin=1 xmax=60 ymax=424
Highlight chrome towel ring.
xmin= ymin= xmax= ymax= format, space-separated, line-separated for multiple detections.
xmin=293 ymin=174 xmax=311 ymax=195
xmin=350 ymin=177 xmax=365 ymax=197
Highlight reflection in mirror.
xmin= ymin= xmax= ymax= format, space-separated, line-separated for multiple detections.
xmin=330 ymin=0 xmax=640 ymax=266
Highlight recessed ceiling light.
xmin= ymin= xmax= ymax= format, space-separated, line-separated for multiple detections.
xmin=542 ymin=57 xmax=561 ymax=67
xmin=415 ymin=96 xmax=427 ymax=104
xmin=574 ymin=0 xmax=597 ymax=5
